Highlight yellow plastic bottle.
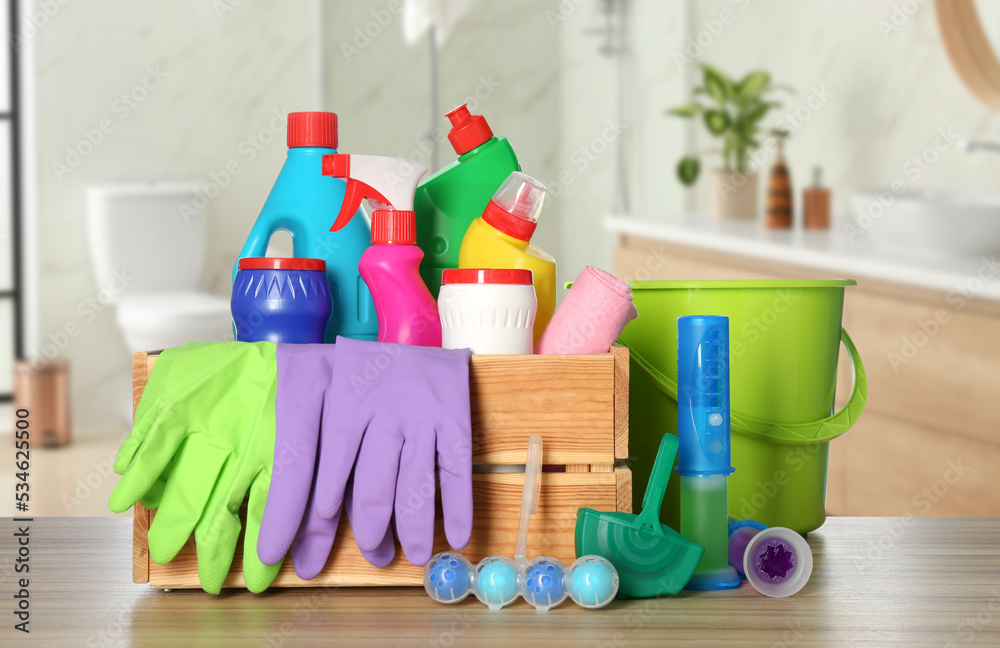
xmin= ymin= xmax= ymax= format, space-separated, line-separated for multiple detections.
xmin=458 ymin=172 xmax=555 ymax=347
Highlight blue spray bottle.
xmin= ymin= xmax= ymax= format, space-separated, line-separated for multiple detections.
xmin=232 ymin=111 xmax=376 ymax=342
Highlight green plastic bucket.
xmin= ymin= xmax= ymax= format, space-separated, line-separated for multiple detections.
xmin=617 ymin=280 xmax=867 ymax=534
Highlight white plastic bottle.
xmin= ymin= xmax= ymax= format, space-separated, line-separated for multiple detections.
xmin=438 ymin=268 xmax=537 ymax=355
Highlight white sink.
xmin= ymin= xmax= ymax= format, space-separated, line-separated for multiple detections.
xmin=849 ymin=190 xmax=1000 ymax=257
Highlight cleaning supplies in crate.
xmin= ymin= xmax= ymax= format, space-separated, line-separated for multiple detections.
xmin=676 ymin=315 xmax=740 ymax=591
xmin=536 ymin=266 xmax=638 ymax=354
xmin=425 ymin=436 xmax=620 ymax=611
xmin=438 ymin=268 xmax=537 ymax=354
xmin=231 ymin=257 xmax=332 ymax=343
xmin=458 ymin=171 xmax=556 ymax=347
xmin=233 ymin=112 xmax=376 ymax=343
xmin=323 ymin=154 xmax=441 ymax=346
xmin=414 ymin=104 xmax=520 ymax=299
xmin=728 ymin=518 xmax=813 ymax=597
xmin=576 ymin=433 xmax=705 ymax=598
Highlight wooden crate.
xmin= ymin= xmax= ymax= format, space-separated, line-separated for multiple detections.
xmin=130 ymin=346 xmax=631 ymax=589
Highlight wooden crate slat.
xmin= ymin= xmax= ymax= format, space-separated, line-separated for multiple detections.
xmin=131 ymin=351 xmax=151 ymax=584
xmin=612 ymin=345 xmax=629 ymax=460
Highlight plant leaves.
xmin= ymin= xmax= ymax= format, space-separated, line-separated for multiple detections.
xmin=677 ymin=156 xmax=701 ymax=186
xmin=667 ymin=103 xmax=704 ymax=117
xmin=744 ymin=101 xmax=770 ymax=124
xmin=701 ymin=63 xmax=733 ymax=104
xmin=703 ymin=109 xmax=731 ymax=135
xmin=737 ymin=71 xmax=771 ymax=98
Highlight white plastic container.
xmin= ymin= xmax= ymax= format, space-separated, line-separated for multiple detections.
xmin=438 ymin=268 xmax=537 ymax=354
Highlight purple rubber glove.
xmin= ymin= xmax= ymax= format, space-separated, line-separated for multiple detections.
xmin=256 ymin=344 xmax=336 ymax=579
xmin=316 ymin=336 xmax=473 ymax=567
xmin=258 ymin=343 xmax=414 ymax=576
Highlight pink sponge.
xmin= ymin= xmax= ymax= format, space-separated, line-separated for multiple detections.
xmin=536 ymin=266 xmax=638 ymax=354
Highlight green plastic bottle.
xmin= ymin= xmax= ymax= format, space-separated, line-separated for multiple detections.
xmin=414 ymin=104 xmax=520 ymax=298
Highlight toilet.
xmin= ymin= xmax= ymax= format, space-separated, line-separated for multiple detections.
xmin=85 ymin=183 xmax=233 ymax=352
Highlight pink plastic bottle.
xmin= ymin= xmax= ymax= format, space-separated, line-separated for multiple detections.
xmin=360 ymin=209 xmax=442 ymax=346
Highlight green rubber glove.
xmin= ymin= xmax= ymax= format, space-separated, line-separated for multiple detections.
xmin=109 ymin=341 xmax=281 ymax=594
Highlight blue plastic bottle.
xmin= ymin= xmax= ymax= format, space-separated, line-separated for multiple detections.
xmin=232 ymin=111 xmax=376 ymax=342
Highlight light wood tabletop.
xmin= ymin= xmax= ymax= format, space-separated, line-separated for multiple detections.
xmin=1 ymin=516 xmax=998 ymax=647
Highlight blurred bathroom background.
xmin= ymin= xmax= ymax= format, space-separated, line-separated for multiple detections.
xmin=2 ymin=0 xmax=999 ymax=516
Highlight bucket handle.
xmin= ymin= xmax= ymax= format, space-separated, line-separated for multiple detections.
xmin=624 ymin=328 xmax=867 ymax=445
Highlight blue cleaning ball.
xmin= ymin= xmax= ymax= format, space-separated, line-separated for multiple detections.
xmin=474 ymin=556 xmax=520 ymax=610
xmin=567 ymin=556 xmax=619 ymax=609
xmin=424 ymin=552 xmax=472 ymax=604
xmin=522 ymin=557 xmax=568 ymax=611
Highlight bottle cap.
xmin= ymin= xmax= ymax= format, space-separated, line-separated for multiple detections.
xmin=481 ymin=172 xmax=546 ymax=242
xmin=238 ymin=257 xmax=326 ymax=271
xmin=446 ymin=104 xmax=494 ymax=155
xmin=287 ymin=112 xmax=338 ymax=149
xmin=442 ymin=268 xmax=534 ymax=285
xmin=371 ymin=209 xmax=416 ymax=245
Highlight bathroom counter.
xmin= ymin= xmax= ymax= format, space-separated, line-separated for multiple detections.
xmin=604 ymin=215 xmax=1000 ymax=304
xmin=7 ymin=516 xmax=999 ymax=646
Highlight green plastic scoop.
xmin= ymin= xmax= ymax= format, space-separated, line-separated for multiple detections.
xmin=575 ymin=434 xmax=704 ymax=597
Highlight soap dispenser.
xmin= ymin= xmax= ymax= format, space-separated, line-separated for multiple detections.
xmin=803 ymin=166 xmax=831 ymax=229
xmin=324 ymin=154 xmax=441 ymax=347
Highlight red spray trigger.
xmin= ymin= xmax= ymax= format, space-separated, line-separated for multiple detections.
xmin=322 ymin=154 xmax=392 ymax=232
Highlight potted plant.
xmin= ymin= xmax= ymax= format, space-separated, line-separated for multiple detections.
xmin=668 ymin=64 xmax=791 ymax=221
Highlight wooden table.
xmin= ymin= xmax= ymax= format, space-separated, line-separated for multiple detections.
xmin=3 ymin=517 xmax=999 ymax=646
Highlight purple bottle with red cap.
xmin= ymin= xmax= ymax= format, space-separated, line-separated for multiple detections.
xmin=413 ymin=104 xmax=521 ymax=299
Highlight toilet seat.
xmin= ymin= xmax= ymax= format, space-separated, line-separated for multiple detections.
xmin=116 ymin=291 xmax=233 ymax=351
